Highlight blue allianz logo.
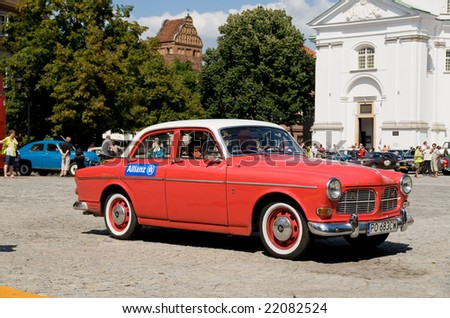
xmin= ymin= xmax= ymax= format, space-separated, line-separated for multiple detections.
xmin=125 ymin=164 xmax=158 ymax=177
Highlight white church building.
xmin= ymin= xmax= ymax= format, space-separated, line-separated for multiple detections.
xmin=308 ymin=0 xmax=450 ymax=150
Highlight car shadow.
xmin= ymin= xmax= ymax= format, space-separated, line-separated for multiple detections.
xmin=83 ymin=228 xmax=411 ymax=262
xmin=0 ymin=245 xmax=17 ymax=252
xmin=83 ymin=227 xmax=263 ymax=253
xmin=304 ymin=237 xmax=412 ymax=263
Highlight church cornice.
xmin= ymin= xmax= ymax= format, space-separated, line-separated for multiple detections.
xmin=312 ymin=14 xmax=422 ymax=31
xmin=385 ymin=34 xmax=430 ymax=43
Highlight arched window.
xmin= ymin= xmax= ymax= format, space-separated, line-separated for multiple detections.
xmin=358 ymin=47 xmax=375 ymax=69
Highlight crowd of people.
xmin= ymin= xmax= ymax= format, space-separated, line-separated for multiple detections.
xmin=413 ymin=141 xmax=447 ymax=178
xmin=299 ymin=140 xmax=448 ymax=178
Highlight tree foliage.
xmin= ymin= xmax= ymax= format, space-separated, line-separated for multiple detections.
xmin=201 ymin=6 xmax=315 ymax=127
xmin=1 ymin=0 xmax=204 ymax=147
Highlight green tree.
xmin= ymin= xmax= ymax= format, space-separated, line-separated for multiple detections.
xmin=201 ymin=6 xmax=315 ymax=127
xmin=1 ymin=0 xmax=204 ymax=147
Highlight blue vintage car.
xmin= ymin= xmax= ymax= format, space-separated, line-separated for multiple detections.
xmin=18 ymin=140 xmax=100 ymax=176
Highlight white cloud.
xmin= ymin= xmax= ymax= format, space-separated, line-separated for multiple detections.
xmin=131 ymin=1 xmax=337 ymax=50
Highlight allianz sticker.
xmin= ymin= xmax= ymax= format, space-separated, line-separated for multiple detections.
xmin=125 ymin=164 xmax=158 ymax=177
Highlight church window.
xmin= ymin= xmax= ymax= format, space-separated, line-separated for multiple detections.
xmin=358 ymin=47 xmax=375 ymax=69
xmin=446 ymin=50 xmax=450 ymax=72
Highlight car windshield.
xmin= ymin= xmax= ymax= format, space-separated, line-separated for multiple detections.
xmin=219 ymin=126 xmax=303 ymax=156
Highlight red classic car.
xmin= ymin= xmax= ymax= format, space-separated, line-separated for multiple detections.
xmin=73 ymin=119 xmax=414 ymax=260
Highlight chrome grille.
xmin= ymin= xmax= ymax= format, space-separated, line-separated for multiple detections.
xmin=337 ymin=189 xmax=376 ymax=214
xmin=381 ymin=187 xmax=398 ymax=212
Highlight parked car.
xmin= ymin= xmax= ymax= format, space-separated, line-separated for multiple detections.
xmin=388 ymin=149 xmax=414 ymax=160
xmin=326 ymin=149 xmax=356 ymax=162
xmin=394 ymin=158 xmax=415 ymax=174
xmin=351 ymin=151 xmax=399 ymax=169
xmin=18 ymin=140 xmax=101 ymax=176
xmin=397 ymin=156 xmax=449 ymax=174
xmin=73 ymin=119 xmax=414 ymax=260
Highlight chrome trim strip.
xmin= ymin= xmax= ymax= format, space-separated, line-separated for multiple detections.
xmin=228 ymin=181 xmax=317 ymax=189
xmin=77 ymin=176 xmax=119 ymax=180
xmin=121 ymin=177 xmax=165 ymax=181
xmin=77 ymin=176 xmax=164 ymax=181
xmin=308 ymin=209 xmax=414 ymax=237
xmin=166 ymin=178 xmax=226 ymax=184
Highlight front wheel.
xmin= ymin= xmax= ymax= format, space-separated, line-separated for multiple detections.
xmin=104 ymin=193 xmax=140 ymax=239
xmin=259 ymin=202 xmax=311 ymax=260
xmin=344 ymin=233 xmax=389 ymax=249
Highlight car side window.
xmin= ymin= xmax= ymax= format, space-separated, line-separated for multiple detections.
xmin=179 ymin=130 xmax=222 ymax=160
xmin=135 ymin=131 xmax=173 ymax=159
xmin=47 ymin=144 xmax=58 ymax=152
xmin=31 ymin=144 xmax=44 ymax=152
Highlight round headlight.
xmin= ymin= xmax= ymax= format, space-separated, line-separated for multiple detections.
xmin=400 ymin=174 xmax=413 ymax=195
xmin=327 ymin=178 xmax=342 ymax=201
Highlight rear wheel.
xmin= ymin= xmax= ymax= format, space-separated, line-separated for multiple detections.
xmin=344 ymin=233 xmax=389 ymax=249
xmin=259 ymin=202 xmax=311 ymax=260
xmin=69 ymin=162 xmax=78 ymax=176
xmin=19 ymin=162 xmax=32 ymax=176
xmin=104 ymin=193 xmax=140 ymax=239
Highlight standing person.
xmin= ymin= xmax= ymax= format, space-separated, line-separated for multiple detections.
xmin=74 ymin=147 xmax=85 ymax=170
xmin=100 ymin=133 xmax=115 ymax=160
xmin=357 ymin=144 xmax=367 ymax=159
xmin=422 ymin=145 xmax=432 ymax=176
xmin=422 ymin=141 xmax=428 ymax=152
xmin=430 ymin=143 xmax=440 ymax=178
xmin=59 ymin=136 xmax=72 ymax=177
xmin=0 ymin=130 xmax=19 ymax=178
xmin=413 ymin=145 xmax=423 ymax=178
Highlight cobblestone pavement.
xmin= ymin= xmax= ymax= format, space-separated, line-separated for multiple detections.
xmin=0 ymin=174 xmax=449 ymax=298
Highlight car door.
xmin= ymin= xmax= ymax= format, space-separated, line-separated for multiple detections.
xmin=45 ymin=142 xmax=63 ymax=169
xmin=26 ymin=143 xmax=45 ymax=168
xmin=165 ymin=129 xmax=228 ymax=225
xmin=123 ymin=130 xmax=174 ymax=220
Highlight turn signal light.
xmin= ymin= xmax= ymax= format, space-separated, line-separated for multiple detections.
xmin=316 ymin=207 xmax=332 ymax=219
xmin=403 ymin=201 xmax=410 ymax=208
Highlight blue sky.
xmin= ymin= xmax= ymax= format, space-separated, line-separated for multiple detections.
xmin=112 ymin=0 xmax=339 ymax=49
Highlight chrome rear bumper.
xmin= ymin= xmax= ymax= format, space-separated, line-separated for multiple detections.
xmin=308 ymin=209 xmax=414 ymax=238
xmin=73 ymin=201 xmax=88 ymax=211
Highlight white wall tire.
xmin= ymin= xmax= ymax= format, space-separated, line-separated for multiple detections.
xmin=104 ymin=193 xmax=139 ymax=239
xmin=259 ymin=202 xmax=311 ymax=260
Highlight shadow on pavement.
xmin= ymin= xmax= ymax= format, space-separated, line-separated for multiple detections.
xmin=83 ymin=227 xmax=412 ymax=262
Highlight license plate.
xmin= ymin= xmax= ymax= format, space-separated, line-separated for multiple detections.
xmin=367 ymin=220 xmax=398 ymax=236
xmin=399 ymin=166 xmax=407 ymax=169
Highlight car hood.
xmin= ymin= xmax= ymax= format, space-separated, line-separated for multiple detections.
xmin=231 ymin=154 xmax=401 ymax=187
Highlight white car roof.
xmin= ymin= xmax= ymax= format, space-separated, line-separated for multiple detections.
xmin=124 ymin=119 xmax=286 ymax=158
xmin=138 ymin=119 xmax=281 ymax=134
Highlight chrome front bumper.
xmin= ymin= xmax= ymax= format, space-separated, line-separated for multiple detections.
xmin=308 ymin=209 xmax=414 ymax=238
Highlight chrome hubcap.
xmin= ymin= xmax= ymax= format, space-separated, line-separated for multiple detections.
xmin=272 ymin=216 xmax=292 ymax=242
xmin=112 ymin=205 xmax=126 ymax=224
